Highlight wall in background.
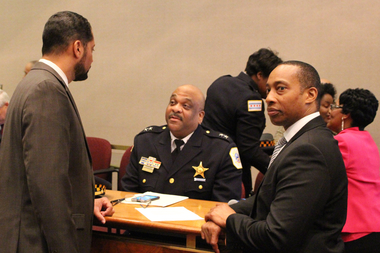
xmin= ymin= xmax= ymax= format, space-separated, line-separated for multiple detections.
xmin=1 ymin=0 xmax=380 ymax=149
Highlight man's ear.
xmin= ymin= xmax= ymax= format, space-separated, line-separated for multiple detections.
xmin=73 ymin=40 xmax=83 ymax=59
xmin=198 ymin=110 xmax=205 ymax=124
xmin=305 ymin=87 xmax=318 ymax=104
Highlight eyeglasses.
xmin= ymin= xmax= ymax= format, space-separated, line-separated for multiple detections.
xmin=330 ymin=104 xmax=343 ymax=110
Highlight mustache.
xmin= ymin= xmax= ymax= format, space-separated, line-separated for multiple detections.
xmin=169 ymin=113 xmax=182 ymax=121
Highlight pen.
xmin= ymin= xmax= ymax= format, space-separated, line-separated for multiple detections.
xmin=111 ymin=198 xmax=125 ymax=206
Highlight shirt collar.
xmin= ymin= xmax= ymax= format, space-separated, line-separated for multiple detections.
xmin=283 ymin=112 xmax=320 ymax=142
xmin=39 ymin=59 xmax=69 ymax=87
xmin=170 ymin=131 xmax=194 ymax=152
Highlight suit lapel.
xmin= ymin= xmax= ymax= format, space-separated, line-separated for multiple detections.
xmin=287 ymin=116 xmax=325 ymax=145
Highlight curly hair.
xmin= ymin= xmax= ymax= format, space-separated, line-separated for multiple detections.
xmin=340 ymin=88 xmax=378 ymax=130
xmin=245 ymin=48 xmax=282 ymax=78
xmin=320 ymin=82 xmax=336 ymax=101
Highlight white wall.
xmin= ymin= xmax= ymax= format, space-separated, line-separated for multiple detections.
xmin=1 ymin=0 xmax=380 ymax=150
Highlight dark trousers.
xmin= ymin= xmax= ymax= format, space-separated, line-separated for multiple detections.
xmin=345 ymin=232 xmax=380 ymax=253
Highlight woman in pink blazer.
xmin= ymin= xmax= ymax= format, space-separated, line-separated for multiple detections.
xmin=327 ymin=88 xmax=380 ymax=253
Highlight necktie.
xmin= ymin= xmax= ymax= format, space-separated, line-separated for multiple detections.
xmin=171 ymin=139 xmax=184 ymax=162
xmin=268 ymin=137 xmax=287 ymax=168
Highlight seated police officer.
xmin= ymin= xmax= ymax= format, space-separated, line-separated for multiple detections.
xmin=121 ymin=84 xmax=242 ymax=202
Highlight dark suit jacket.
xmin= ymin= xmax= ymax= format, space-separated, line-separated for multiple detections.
xmin=226 ymin=116 xmax=348 ymax=253
xmin=0 ymin=62 xmax=94 ymax=253
xmin=121 ymin=125 xmax=242 ymax=202
xmin=203 ymin=72 xmax=269 ymax=175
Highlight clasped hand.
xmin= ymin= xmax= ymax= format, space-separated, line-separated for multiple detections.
xmin=201 ymin=203 xmax=236 ymax=253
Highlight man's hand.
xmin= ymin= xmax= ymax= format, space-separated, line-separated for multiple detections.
xmin=94 ymin=197 xmax=115 ymax=224
xmin=201 ymin=221 xmax=223 ymax=253
xmin=205 ymin=203 xmax=236 ymax=228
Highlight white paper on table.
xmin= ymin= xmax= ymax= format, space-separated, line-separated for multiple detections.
xmin=121 ymin=192 xmax=188 ymax=207
xmin=136 ymin=206 xmax=203 ymax=221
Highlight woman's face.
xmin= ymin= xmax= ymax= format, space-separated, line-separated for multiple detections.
xmin=319 ymin=94 xmax=334 ymax=123
xmin=326 ymin=102 xmax=344 ymax=133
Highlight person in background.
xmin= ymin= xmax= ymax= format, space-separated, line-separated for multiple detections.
xmin=0 ymin=89 xmax=10 ymax=144
xmin=319 ymin=79 xmax=337 ymax=123
xmin=24 ymin=60 xmax=38 ymax=77
xmin=202 ymin=48 xmax=282 ymax=197
xmin=121 ymin=84 xmax=243 ymax=202
xmin=327 ymin=88 xmax=380 ymax=253
xmin=201 ymin=61 xmax=347 ymax=253
xmin=0 ymin=11 xmax=114 ymax=253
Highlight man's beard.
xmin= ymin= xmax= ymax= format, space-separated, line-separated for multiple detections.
xmin=74 ymin=55 xmax=89 ymax=81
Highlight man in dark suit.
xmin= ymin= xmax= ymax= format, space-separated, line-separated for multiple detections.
xmin=201 ymin=61 xmax=347 ymax=253
xmin=202 ymin=48 xmax=282 ymax=197
xmin=0 ymin=11 xmax=114 ymax=253
xmin=121 ymin=84 xmax=243 ymax=202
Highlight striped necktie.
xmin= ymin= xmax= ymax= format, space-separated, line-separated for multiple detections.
xmin=268 ymin=137 xmax=287 ymax=168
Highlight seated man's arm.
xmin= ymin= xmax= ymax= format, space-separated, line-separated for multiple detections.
xmin=211 ymin=142 xmax=242 ymax=202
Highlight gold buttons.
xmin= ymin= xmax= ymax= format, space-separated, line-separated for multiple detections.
xmin=206 ymin=130 xmax=210 ymax=134
xmin=162 ymin=126 xmax=166 ymax=129
xmin=169 ymin=178 xmax=174 ymax=184
xmin=142 ymin=179 xmax=146 ymax=183
xmin=199 ymin=185 xmax=203 ymax=189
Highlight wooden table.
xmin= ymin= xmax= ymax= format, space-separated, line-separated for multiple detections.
xmin=91 ymin=190 xmax=225 ymax=253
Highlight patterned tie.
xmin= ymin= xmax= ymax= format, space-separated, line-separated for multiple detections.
xmin=268 ymin=137 xmax=287 ymax=168
xmin=171 ymin=139 xmax=184 ymax=162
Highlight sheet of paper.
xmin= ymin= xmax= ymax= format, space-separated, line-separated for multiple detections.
xmin=122 ymin=192 xmax=188 ymax=207
xmin=136 ymin=206 xmax=203 ymax=221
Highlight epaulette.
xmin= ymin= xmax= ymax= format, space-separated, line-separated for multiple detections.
xmin=137 ymin=125 xmax=167 ymax=136
xmin=202 ymin=127 xmax=233 ymax=143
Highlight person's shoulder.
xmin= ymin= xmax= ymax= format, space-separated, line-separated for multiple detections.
xmin=200 ymin=125 xmax=234 ymax=144
xmin=136 ymin=125 xmax=167 ymax=136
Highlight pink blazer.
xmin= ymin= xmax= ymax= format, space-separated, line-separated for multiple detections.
xmin=335 ymin=127 xmax=380 ymax=238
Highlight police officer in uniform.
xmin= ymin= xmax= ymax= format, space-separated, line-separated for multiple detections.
xmin=121 ymin=84 xmax=242 ymax=202
xmin=202 ymin=48 xmax=282 ymax=197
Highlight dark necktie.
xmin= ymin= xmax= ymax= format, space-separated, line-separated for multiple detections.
xmin=171 ymin=139 xmax=184 ymax=162
xmin=268 ymin=137 xmax=287 ymax=168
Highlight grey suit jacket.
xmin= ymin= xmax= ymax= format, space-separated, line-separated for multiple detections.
xmin=226 ymin=116 xmax=348 ymax=253
xmin=0 ymin=62 xmax=94 ymax=253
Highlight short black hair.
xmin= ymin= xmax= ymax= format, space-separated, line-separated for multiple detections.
xmin=320 ymin=82 xmax=337 ymax=101
xmin=42 ymin=11 xmax=93 ymax=55
xmin=340 ymin=88 xmax=378 ymax=130
xmin=279 ymin=61 xmax=322 ymax=106
xmin=245 ymin=48 xmax=282 ymax=78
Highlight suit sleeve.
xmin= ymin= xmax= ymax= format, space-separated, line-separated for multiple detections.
xmin=225 ymin=143 xmax=331 ymax=252
xmin=211 ymin=142 xmax=242 ymax=202
xmin=22 ymin=80 xmax=80 ymax=252
xmin=235 ymin=95 xmax=269 ymax=174
xmin=120 ymin=136 xmax=141 ymax=192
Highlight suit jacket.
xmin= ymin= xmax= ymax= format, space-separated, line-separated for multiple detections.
xmin=336 ymin=127 xmax=380 ymax=238
xmin=0 ymin=62 xmax=94 ymax=253
xmin=202 ymin=72 xmax=269 ymax=175
xmin=121 ymin=125 xmax=242 ymax=202
xmin=226 ymin=116 xmax=348 ymax=253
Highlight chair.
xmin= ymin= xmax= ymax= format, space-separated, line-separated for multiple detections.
xmin=260 ymin=132 xmax=275 ymax=156
xmin=117 ymin=146 xmax=133 ymax=190
xmin=87 ymin=137 xmax=119 ymax=190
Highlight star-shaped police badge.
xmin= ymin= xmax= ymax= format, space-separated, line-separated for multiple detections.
xmin=192 ymin=161 xmax=209 ymax=178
